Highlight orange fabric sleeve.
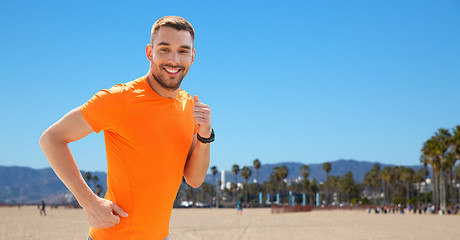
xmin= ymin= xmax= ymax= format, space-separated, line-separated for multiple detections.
xmin=80 ymin=86 xmax=126 ymax=133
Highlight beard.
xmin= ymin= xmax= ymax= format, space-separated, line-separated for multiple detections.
xmin=151 ymin=64 xmax=186 ymax=91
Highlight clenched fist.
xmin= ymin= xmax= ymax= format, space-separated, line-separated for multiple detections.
xmin=193 ymin=95 xmax=212 ymax=138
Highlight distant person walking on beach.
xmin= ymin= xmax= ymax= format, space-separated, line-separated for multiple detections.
xmin=39 ymin=200 xmax=46 ymax=216
xmin=236 ymin=198 xmax=243 ymax=215
xmin=40 ymin=16 xmax=213 ymax=240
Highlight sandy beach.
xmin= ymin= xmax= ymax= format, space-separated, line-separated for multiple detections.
xmin=0 ymin=206 xmax=458 ymax=240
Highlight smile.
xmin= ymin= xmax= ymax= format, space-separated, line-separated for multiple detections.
xmin=164 ymin=66 xmax=182 ymax=75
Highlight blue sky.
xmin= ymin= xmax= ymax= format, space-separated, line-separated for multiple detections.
xmin=0 ymin=0 xmax=459 ymax=173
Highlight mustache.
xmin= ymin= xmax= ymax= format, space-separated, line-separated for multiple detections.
xmin=161 ymin=64 xmax=185 ymax=70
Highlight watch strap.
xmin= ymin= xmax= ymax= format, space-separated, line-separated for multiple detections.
xmin=197 ymin=128 xmax=215 ymax=144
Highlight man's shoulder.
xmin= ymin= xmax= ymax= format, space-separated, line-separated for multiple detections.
xmin=104 ymin=77 xmax=145 ymax=94
xmin=110 ymin=78 xmax=143 ymax=91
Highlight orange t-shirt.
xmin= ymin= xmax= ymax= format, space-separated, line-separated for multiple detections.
xmin=80 ymin=77 xmax=196 ymax=240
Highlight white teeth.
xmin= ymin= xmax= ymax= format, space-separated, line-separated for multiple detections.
xmin=165 ymin=68 xmax=179 ymax=73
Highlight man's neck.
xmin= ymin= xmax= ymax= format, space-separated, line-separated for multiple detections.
xmin=145 ymin=74 xmax=179 ymax=99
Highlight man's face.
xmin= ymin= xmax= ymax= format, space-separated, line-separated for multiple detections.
xmin=149 ymin=27 xmax=195 ymax=91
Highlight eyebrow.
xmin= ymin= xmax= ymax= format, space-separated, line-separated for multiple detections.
xmin=157 ymin=42 xmax=170 ymax=46
xmin=157 ymin=42 xmax=191 ymax=50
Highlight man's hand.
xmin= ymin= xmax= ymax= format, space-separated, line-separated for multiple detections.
xmin=184 ymin=95 xmax=212 ymax=188
xmin=193 ymin=95 xmax=212 ymax=138
xmin=82 ymin=197 xmax=128 ymax=229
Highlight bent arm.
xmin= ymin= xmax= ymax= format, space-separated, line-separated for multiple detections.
xmin=39 ymin=107 xmax=97 ymax=206
xmin=40 ymin=107 xmax=127 ymax=228
xmin=183 ymin=135 xmax=210 ymax=188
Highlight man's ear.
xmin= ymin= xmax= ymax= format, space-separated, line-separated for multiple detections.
xmin=190 ymin=48 xmax=195 ymax=65
xmin=146 ymin=44 xmax=152 ymax=62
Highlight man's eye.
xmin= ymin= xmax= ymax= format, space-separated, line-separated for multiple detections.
xmin=160 ymin=48 xmax=169 ymax=52
xmin=180 ymin=50 xmax=189 ymax=54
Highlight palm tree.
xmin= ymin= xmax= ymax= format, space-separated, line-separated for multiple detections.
xmin=278 ymin=166 xmax=289 ymax=194
xmin=379 ymin=167 xmax=393 ymax=203
xmin=454 ymin=163 xmax=460 ymax=205
xmin=420 ymin=156 xmax=429 ymax=207
xmin=92 ymin=175 xmax=99 ymax=192
xmin=322 ymin=162 xmax=331 ymax=204
xmin=453 ymin=126 xmax=460 ymax=155
xmin=421 ymin=128 xmax=452 ymax=212
xmin=301 ymin=165 xmax=310 ymax=201
xmin=421 ymin=139 xmax=438 ymax=209
xmin=414 ymin=168 xmax=426 ymax=207
xmin=364 ymin=164 xmax=380 ymax=204
xmin=95 ymin=184 xmax=104 ymax=197
xmin=328 ymin=175 xmax=340 ymax=204
xmin=435 ymin=128 xmax=452 ymax=213
xmin=301 ymin=165 xmax=310 ymax=180
xmin=210 ymin=166 xmax=218 ymax=207
xmin=310 ymin=179 xmax=319 ymax=205
xmin=452 ymin=126 xmax=460 ymax=204
xmin=84 ymin=172 xmax=92 ymax=190
xmin=232 ymin=164 xmax=240 ymax=204
xmin=210 ymin=166 xmax=218 ymax=186
xmin=303 ymin=179 xmax=311 ymax=205
xmin=271 ymin=165 xmax=289 ymax=204
xmin=445 ymin=151 xmax=457 ymax=206
xmin=400 ymin=167 xmax=415 ymax=206
xmin=340 ymin=171 xmax=355 ymax=204
xmin=253 ymin=159 xmax=261 ymax=204
xmin=240 ymin=166 xmax=252 ymax=203
xmin=253 ymin=159 xmax=261 ymax=184
xmin=323 ymin=162 xmax=331 ymax=180
xmin=271 ymin=167 xmax=282 ymax=195
xmin=232 ymin=164 xmax=240 ymax=184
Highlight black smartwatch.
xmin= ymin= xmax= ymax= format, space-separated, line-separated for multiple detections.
xmin=197 ymin=128 xmax=215 ymax=144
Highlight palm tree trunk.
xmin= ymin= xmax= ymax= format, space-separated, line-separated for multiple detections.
xmin=383 ymin=181 xmax=387 ymax=203
xmin=255 ymin=170 xmax=259 ymax=201
xmin=440 ymin=170 xmax=447 ymax=212
xmin=449 ymin=170 xmax=455 ymax=207
xmin=389 ymin=181 xmax=393 ymax=204
xmin=245 ymin=180 xmax=248 ymax=204
xmin=278 ymin=181 xmax=282 ymax=202
xmin=432 ymin=169 xmax=439 ymax=210
xmin=371 ymin=186 xmax=377 ymax=204
xmin=325 ymin=174 xmax=329 ymax=205
xmin=452 ymin=176 xmax=458 ymax=207
xmin=417 ymin=182 xmax=421 ymax=207
xmin=424 ymin=179 xmax=428 ymax=207
xmin=406 ymin=182 xmax=410 ymax=206
xmin=424 ymin=188 xmax=427 ymax=208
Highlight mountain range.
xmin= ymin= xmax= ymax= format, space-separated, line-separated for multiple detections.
xmin=0 ymin=159 xmax=422 ymax=204
xmin=204 ymin=159 xmax=422 ymax=185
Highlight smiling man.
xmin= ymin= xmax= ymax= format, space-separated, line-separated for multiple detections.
xmin=39 ymin=16 xmax=213 ymax=240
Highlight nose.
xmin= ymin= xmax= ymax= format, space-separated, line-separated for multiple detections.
xmin=168 ymin=52 xmax=179 ymax=65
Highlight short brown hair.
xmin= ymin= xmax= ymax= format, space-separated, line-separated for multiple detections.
xmin=151 ymin=16 xmax=195 ymax=44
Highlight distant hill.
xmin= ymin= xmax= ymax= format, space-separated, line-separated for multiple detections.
xmin=0 ymin=166 xmax=106 ymax=204
xmin=204 ymin=159 xmax=423 ymax=185
xmin=0 ymin=160 xmax=422 ymax=204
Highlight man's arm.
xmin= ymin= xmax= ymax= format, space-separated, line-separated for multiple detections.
xmin=183 ymin=95 xmax=212 ymax=188
xmin=39 ymin=107 xmax=127 ymax=228
xmin=184 ymin=136 xmax=210 ymax=188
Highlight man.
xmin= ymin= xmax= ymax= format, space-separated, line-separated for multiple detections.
xmin=39 ymin=16 xmax=213 ymax=240
xmin=39 ymin=200 xmax=46 ymax=216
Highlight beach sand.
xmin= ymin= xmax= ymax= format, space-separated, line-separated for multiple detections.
xmin=0 ymin=206 xmax=458 ymax=240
